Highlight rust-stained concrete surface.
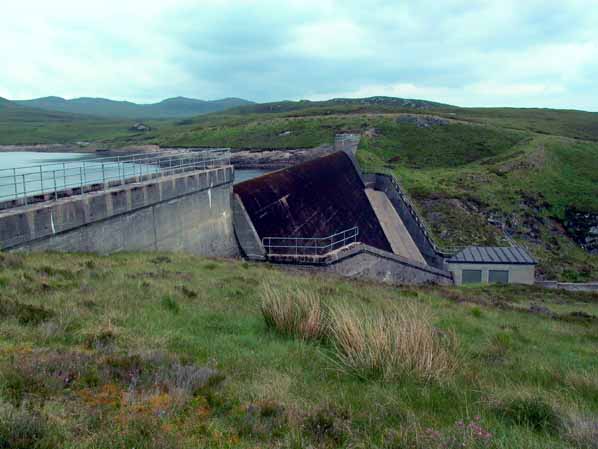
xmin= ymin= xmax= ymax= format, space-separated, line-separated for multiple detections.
xmin=234 ymin=152 xmax=392 ymax=252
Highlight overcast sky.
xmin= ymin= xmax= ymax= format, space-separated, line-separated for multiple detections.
xmin=2 ymin=0 xmax=597 ymax=110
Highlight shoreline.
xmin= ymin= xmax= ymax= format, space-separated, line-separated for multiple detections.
xmin=0 ymin=143 xmax=337 ymax=170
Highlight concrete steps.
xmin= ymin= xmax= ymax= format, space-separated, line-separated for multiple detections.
xmin=365 ymin=188 xmax=427 ymax=265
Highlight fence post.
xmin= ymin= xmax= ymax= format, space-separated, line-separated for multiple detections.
xmin=53 ymin=170 xmax=58 ymax=200
xmin=102 ymin=164 xmax=105 ymax=187
xmin=22 ymin=174 xmax=27 ymax=205
xmin=13 ymin=168 xmax=17 ymax=199
xmin=62 ymin=163 xmax=67 ymax=189
xmin=39 ymin=166 xmax=44 ymax=195
xmin=79 ymin=167 xmax=84 ymax=191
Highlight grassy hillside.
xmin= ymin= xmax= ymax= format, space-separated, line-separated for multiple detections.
xmin=0 ymin=252 xmax=596 ymax=448
xmin=445 ymin=108 xmax=598 ymax=142
xmin=1 ymin=99 xmax=597 ymax=280
xmin=13 ymin=97 xmax=254 ymax=119
xmin=226 ymin=96 xmax=452 ymax=115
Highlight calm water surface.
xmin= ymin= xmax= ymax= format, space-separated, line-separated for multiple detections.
xmin=0 ymin=152 xmax=269 ymax=200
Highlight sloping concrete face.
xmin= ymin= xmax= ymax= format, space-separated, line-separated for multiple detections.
xmin=365 ymin=189 xmax=427 ymax=264
xmin=0 ymin=167 xmax=238 ymax=257
xmin=233 ymin=152 xmax=392 ymax=252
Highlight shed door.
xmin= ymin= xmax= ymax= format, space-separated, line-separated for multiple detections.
xmin=462 ymin=269 xmax=482 ymax=284
xmin=489 ymin=270 xmax=509 ymax=284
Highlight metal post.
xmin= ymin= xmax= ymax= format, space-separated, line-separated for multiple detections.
xmin=13 ymin=168 xmax=17 ymax=199
xmin=102 ymin=164 xmax=105 ymax=187
xmin=53 ymin=170 xmax=58 ymax=200
xmin=39 ymin=166 xmax=44 ymax=195
xmin=79 ymin=167 xmax=84 ymax=191
xmin=22 ymin=174 xmax=27 ymax=205
xmin=63 ymin=163 xmax=67 ymax=189
xmin=83 ymin=162 xmax=87 ymax=185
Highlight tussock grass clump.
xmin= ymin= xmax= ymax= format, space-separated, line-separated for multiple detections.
xmin=0 ymin=402 xmax=56 ymax=449
xmin=160 ymin=295 xmax=180 ymax=314
xmin=260 ymin=282 xmax=458 ymax=382
xmin=0 ymin=299 xmax=54 ymax=325
xmin=261 ymin=282 xmax=326 ymax=341
xmin=327 ymin=304 xmax=458 ymax=382
xmin=495 ymin=396 xmax=561 ymax=433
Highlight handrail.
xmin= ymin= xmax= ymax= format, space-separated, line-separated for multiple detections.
xmin=262 ymin=227 xmax=359 ymax=257
xmin=0 ymin=148 xmax=231 ymax=206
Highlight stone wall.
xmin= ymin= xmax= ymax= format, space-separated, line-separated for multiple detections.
xmin=0 ymin=166 xmax=238 ymax=257
xmin=267 ymin=243 xmax=453 ymax=285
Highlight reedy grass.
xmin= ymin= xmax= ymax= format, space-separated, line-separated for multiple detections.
xmin=260 ymin=283 xmax=459 ymax=382
xmin=260 ymin=281 xmax=326 ymax=341
xmin=327 ymin=303 xmax=459 ymax=382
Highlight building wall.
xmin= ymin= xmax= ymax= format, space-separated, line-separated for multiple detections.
xmin=0 ymin=167 xmax=238 ymax=257
xmin=448 ymin=262 xmax=535 ymax=285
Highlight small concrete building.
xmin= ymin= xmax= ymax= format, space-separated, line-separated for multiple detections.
xmin=447 ymin=246 xmax=536 ymax=285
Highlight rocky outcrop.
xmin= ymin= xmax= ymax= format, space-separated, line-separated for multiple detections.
xmin=564 ymin=209 xmax=598 ymax=254
xmin=230 ymin=144 xmax=335 ymax=169
xmin=396 ymin=114 xmax=449 ymax=128
xmin=129 ymin=123 xmax=151 ymax=132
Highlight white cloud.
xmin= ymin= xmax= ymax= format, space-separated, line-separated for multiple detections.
xmin=0 ymin=0 xmax=597 ymax=110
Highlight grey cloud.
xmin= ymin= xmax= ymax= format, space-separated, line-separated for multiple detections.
xmin=1 ymin=0 xmax=597 ymax=110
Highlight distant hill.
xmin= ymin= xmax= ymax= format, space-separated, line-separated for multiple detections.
xmin=13 ymin=96 xmax=254 ymax=119
xmin=227 ymin=96 xmax=453 ymax=115
xmin=0 ymin=97 xmax=16 ymax=108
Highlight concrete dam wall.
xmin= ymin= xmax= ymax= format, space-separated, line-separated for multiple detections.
xmin=0 ymin=166 xmax=238 ymax=257
xmin=234 ymin=152 xmax=392 ymax=252
xmin=234 ymin=151 xmax=453 ymax=285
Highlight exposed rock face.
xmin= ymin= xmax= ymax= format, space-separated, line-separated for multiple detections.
xmin=396 ymin=114 xmax=449 ymax=128
xmin=564 ymin=209 xmax=598 ymax=254
xmin=129 ymin=123 xmax=151 ymax=132
xmin=230 ymin=144 xmax=335 ymax=169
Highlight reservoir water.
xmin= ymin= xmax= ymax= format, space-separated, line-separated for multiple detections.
xmin=0 ymin=152 xmax=270 ymax=201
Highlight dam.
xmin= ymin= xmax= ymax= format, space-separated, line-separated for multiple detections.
xmin=0 ymin=149 xmax=238 ymax=256
xmin=0 ymin=137 xmax=534 ymax=285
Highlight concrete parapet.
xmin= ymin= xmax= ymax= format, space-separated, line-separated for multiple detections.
xmin=0 ymin=166 xmax=238 ymax=257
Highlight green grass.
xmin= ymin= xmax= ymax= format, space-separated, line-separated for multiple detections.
xmin=0 ymin=252 xmax=597 ymax=448
xmin=359 ymin=120 xmax=526 ymax=168
xmin=2 ymin=100 xmax=597 ymax=280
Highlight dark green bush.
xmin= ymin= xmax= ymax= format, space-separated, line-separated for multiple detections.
xmin=496 ymin=397 xmax=561 ymax=433
xmin=0 ymin=300 xmax=54 ymax=325
xmin=0 ymin=403 xmax=57 ymax=449
xmin=160 ymin=296 xmax=180 ymax=314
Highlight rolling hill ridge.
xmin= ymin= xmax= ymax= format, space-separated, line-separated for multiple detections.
xmin=13 ymin=96 xmax=254 ymax=119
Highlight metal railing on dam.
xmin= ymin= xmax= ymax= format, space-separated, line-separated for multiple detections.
xmin=0 ymin=149 xmax=230 ymax=209
xmin=262 ymin=227 xmax=359 ymax=257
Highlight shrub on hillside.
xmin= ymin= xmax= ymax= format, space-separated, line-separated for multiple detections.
xmin=0 ymin=402 xmax=57 ymax=449
xmin=0 ymin=299 xmax=54 ymax=325
xmin=327 ymin=304 xmax=458 ymax=382
xmin=495 ymin=397 xmax=561 ymax=433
